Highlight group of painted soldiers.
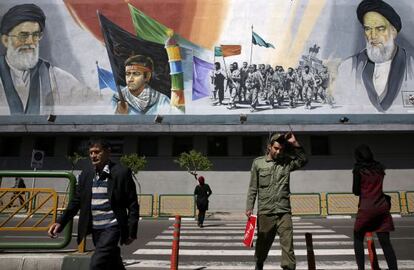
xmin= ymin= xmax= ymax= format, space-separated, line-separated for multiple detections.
xmin=211 ymin=61 xmax=331 ymax=112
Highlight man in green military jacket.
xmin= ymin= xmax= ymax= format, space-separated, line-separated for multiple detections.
xmin=246 ymin=132 xmax=307 ymax=270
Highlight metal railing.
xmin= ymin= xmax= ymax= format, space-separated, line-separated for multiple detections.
xmin=158 ymin=194 xmax=196 ymax=217
xmin=0 ymin=171 xmax=76 ymax=249
xmin=407 ymin=191 xmax=414 ymax=214
xmin=326 ymin=192 xmax=402 ymax=215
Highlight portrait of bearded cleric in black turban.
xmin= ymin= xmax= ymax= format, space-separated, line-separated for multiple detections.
xmin=334 ymin=0 xmax=414 ymax=113
xmin=0 ymin=3 xmax=92 ymax=115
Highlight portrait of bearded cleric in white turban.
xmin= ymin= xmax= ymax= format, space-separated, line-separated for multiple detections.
xmin=335 ymin=0 xmax=414 ymax=113
xmin=0 ymin=4 xmax=89 ymax=115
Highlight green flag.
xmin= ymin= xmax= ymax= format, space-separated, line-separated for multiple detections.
xmin=128 ymin=3 xmax=173 ymax=44
xmin=214 ymin=46 xmax=223 ymax=57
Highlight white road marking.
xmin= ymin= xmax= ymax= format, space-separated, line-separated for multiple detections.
xmin=162 ymin=229 xmax=335 ymax=234
xmin=124 ymin=259 xmax=414 ymax=269
xmin=169 ymin=225 xmax=324 ymax=229
xmin=134 ymin=248 xmax=383 ymax=256
xmin=155 ymin=234 xmax=350 ymax=240
xmin=146 ymin=240 xmax=354 ymax=247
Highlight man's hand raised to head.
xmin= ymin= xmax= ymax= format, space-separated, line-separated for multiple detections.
xmin=285 ymin=132 xmax=300 ymax=148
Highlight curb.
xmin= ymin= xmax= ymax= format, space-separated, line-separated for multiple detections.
xmin=0 ymin=252 xmax=92 ymax=270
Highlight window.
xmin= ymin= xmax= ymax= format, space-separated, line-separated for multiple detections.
xmin=68 ymin=137 xmax=89 ymax=156
xmin=242 ymin=136 xmax=264 ymax=156
xmin=34 ymin=137 xmax=55 ymax=157
xmin=310 ymin=135 xmax=330 ymax=155
xmin=69 ymin=137 xmax=124 ymax=157
xmin=107 ymin=137 xmax=124 ymax=156
xmin=172 ymin=136 xmax=193 ymax=156
xmin=138 ymin=136 xmax=158 ymax=157
xmin=0 ymin=137 xmax=22 ymax=156
xmin=207 ymin=136 xmax=228 ymax=156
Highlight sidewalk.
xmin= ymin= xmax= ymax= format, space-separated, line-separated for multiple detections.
xmin=0 ymin=252 xmax=92 ymax=270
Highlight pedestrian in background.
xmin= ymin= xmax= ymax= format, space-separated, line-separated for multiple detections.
xmin=48 ymin=138 xmax=139 ymax=270
xmin=11 ymin=177 xmax=26 ymax=208
xmin=246 ymin=132 xmax=307 ymax=270
xmin=194 ymin=175 xmax=212 ymax=228
xmin=353 ymin=144 xmax=398 ymax=270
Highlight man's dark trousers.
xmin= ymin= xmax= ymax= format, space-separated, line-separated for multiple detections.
xmin=91 ymin=225 xmax=125 ymax=270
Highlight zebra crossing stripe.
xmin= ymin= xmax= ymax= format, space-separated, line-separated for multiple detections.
xmin=180 ymin=222 xmax=314 ymax=226
xmin=162 ymin=229 xmax=335 ymax=234
xmin=168 ymin=225 xmax=325 ymax=229
xmin=155 ymin=234 xmax=349 ymax=240
xmin=146 ymin=240 xmax=354 ymax=247
xmin=124 ymin=259 xmax=414 ymax=269
xmin=134 ymin=248 xmax=383 ymax=256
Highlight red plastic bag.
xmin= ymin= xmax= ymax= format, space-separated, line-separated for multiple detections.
xmin=243 ymin=215 xmax=257 ymax=247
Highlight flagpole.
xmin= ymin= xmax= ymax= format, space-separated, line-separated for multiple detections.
xmin=96 ymin=61 xmax=102 ymax=97
xmin=97 ymin=10 xmax=125 ymax=103
xmin=221 ymin=54 xmax=231 ymax=100
xmin=213 ymin=46 xmax=216 ymax=100
xmin=249 ymin=25 xmax=253 ymax=66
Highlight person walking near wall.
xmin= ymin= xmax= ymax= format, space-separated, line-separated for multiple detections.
xmin=353 ymin=144 xmax=398 ymax=270
xmin=11 ymin=177 xmax=26 ymax=208
xmin=246 ymin=132 xmax=308 ymax=270
xmin=48 ymin=138 xmax=139 ymax=270
xmin=194 ymin=175 xmax=212 ymax=228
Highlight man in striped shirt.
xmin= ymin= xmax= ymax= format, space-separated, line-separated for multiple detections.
xmin=48 ymin=138 xmax=139 ymax=270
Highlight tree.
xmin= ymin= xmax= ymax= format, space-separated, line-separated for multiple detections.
xmin=174 ymin=150 xmax=213 ymax=179
xmin=120 ymin=153 xmax=147 ymax=193
xmin=66 ymin=152 xmax=86 ymax=173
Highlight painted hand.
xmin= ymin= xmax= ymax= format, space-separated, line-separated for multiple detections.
xmin=116 ymin=101 xmax=129 ymax=114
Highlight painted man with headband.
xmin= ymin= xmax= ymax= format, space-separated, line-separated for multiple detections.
xmin=112 ymin=55 xmax=171 ymax=115
xmin=0 ymin=4 xmax=88 ymax=115
xmin=335 ymin=0 xmax=414 ymax=112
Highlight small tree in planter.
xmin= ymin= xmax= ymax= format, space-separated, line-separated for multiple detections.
xmin=64 ymin=152 xmax=86 ymax=207
xmin=120 ymin=153 xmax=147 ymax=194
xmin=174 ymin=150 xmax=213 ymax=180
xmin=66 ymin=152 xmax=86 ymax=173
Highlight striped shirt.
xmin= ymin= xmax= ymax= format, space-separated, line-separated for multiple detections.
xmin=91 ymin=165 xmax=117 ymax=229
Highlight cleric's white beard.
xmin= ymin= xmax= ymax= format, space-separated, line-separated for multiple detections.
xmin=6 ymin=42 xmax=39 ymax=71
xmin=366 ymin=35 xmax=396 ymax=64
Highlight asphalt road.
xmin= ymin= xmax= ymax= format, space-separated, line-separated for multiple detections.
xmin=1 ymin=216 xmax=413 ymax=269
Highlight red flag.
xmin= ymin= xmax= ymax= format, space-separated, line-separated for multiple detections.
xmin=243 ymin=215 xmax=257 ymax=247
xmin=221 ymin=45 xmax=241 ymax=57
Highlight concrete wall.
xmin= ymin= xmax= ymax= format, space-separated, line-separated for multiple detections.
xmin=1 ymin=132 xmax=414 ymax=212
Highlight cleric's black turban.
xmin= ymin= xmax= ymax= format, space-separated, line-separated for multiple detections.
xmin=357 ymin=0 xmax=401 ymax=32
xmin=0 ymin=4 xmax=46 ymax=34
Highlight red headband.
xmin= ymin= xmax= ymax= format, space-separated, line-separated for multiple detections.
xmin=126 ymin=64 xmax=152 ymax=73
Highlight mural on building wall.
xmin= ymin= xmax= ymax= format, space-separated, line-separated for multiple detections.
xmin=0 ymin=0 xmax=413 ymax=116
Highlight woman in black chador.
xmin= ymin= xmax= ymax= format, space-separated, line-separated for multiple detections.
xmin=194 ymin=176 xmax=212 ymax=228
xmin=352 ymin=144 xmax=398 ymax=270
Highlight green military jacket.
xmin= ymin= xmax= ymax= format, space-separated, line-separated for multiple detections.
xmin=246 ymin=147 xmax=307 ymax=215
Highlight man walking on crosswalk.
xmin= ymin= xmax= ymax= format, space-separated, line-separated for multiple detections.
xmin=246 ymin=132 xmax=307 ymax=270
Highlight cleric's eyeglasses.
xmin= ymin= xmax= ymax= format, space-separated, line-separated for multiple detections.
xmin=8 ymin=31 xmax=43 ymax=43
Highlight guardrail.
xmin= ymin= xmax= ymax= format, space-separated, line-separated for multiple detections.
xmin=326 ymin=192 xmax=402 ymax=215
xmin=158 ymin=194 xmax=196 ymax=217
xmin=0 ymin=171 xmax=76 ymax=249
xmin=138 ymin=194 xmax=154 ymax=217
xmin=407 ymin=191 xmax=414 ymax=214
xmin=291 ymin=193 xmax=321 ymax=216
